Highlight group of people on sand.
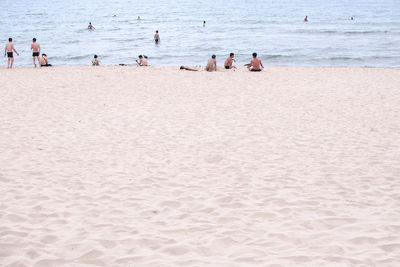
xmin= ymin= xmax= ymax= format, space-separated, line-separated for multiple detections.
xmin=92 ymin=52 xmax=263 ymax=71
xmin=4 ymin=38 xmax=51 ymax=68
xmin=180 ymin=53 xmax=263 ymax=72
xmin=202 ymin=52 xmax=263 ymax=72
xmin=6 ymin=31 xmax=262 ymax=71
xmin=92 ymin=54 xmax=148 ymax=66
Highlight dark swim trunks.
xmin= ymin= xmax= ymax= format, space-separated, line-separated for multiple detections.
xmin=224 ymin=66 xmax=230 ymax=69
xmin=155 ymin=39 xmax=159 ymax=43
xmin=7 ymin=52 xmax=13 ymax=58
xmin=33 ymin=52 xmax=39 ymax=57
xmin=250 ymin=69 xmax=262 ymax=72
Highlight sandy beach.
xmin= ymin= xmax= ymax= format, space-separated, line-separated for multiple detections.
xmin=1 ymin=66 xmax=399 ymax=266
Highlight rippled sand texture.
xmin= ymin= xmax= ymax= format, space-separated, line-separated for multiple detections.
xmin=1 ymin=66 xmax=399 ymax=267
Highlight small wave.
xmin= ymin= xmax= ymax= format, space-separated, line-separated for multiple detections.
xmin=61 ymin=40 xmax=80 ymax=44
xmin=65 ymin=55 xmax=94 ymax=60
xmin=294 ymin=29 xmax=391 ymax=35
xmin=344 ymin=30 xmax=389 ymax=34
xmin=266 ymin=55 xmax=284 ymax=59
xmin=327 ymin=57 xmax=363 ymax=61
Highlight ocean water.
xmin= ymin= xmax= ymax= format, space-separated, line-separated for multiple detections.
xmin=1 ymin=0 xmax=399 ymax=67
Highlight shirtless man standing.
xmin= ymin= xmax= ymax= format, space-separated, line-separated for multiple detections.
xmin=224 ymin=53 xmax=236 ymax=69
xmin=88 ymin=22 xmax=95 ymax=30
xmin=4 ymin=38 xmax=19 ymax=68
xmin=206 ymin=55 xmax=217 ymax=72
xmin=154 ymin=30 xmax=160 ymax=44
xmin=248 ymin=52 xmax=264 ymax=71
xmin=31 ymin=38 xmax=41 ymax=67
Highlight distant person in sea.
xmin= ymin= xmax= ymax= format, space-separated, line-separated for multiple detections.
xmin=351 ymin=17 xmax=354 ymax=20
xmin=248 ymin=52 xmax=264 ymax=72
xmin=31 ymin=38 xmax=41 ymax=67
xmin=88 ymin=22 xmax=95 ymax=30
xmin=203 ymin=21 xmax=206 ymax=27
xmin=154 ymin=30 xmax=160 ymax=44
xmin=224 ymin=53 xmax=236 ymax=69
xmin=137 ymin=16 xmax=141 ymax=20
xmin=92 ymin=55 xmax=100 ymax=66
xmin=304 ymin=16 xmax=308 ymax=22
xmin=136 ymin=55 xmax=148 ymax=66
xmin=39 ymin=54 xmax=52 ymax=67
xmin=4 ymin=38 xmax=19 ymax=69
xmin=206 ymin=55 xmax=217 ymax=72
xmin=180 ymin=66 xmax=198 ymax=71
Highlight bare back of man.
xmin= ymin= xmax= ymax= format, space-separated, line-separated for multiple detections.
xmin=31 ymin=39 xmax=41 ymax=67
xmin=250 ymin=58 xmax=262 ymax=70
xmin=206 ymin=55 xmax=217 ymax=72
xmin=248 ymin=53 xmax=264 ymax=71
xmin=4 ymin=39 xmax=19 ymax=68
xmin=5 ymin=42 xmax=13 ymax=53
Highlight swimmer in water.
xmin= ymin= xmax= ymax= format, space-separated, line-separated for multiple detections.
xmin=154 ymin=30 xmax=160 ymax=44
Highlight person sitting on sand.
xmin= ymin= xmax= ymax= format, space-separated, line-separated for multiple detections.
xmin=4 ymin=38 xmax=19 ymax=69
xmin=180 ymin=66 xmax=198 ymax=71
xmin=39 ymin=54 xmax=52 ymax=67
xmin=224 ymin=53 xmax=236 ymax=69
xmin=248 ymin=52 xmax=263 ymax=72
xmin=136 ymin=55 xmax=148 ymax=66
xmin=88 ymin=22 xmax=95 ymax=29
xmin=205 ymin=55 xmax=217 ymax=72
xmin=92 ymin=55 xmax=99 ymax=66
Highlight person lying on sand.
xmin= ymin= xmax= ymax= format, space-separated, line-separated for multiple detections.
xmin=39 ymin=54 xmax=52 ymax=67
xmin=136 ymin=55 xmax=148 ymax=66
xmin=180 ymin=66 xmax=198 ymax=71
xmin=205 ymin=55 xmax=217 ymax=72
xmin=248 ymin=52 xmax=263 ymax=71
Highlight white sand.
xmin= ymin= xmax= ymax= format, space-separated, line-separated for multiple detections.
xmin=0 ymin=66 xmax=399 ymax=266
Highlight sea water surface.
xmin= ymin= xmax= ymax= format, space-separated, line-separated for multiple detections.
xmin=1 ymin=0 xmax=399 ymax=67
